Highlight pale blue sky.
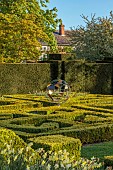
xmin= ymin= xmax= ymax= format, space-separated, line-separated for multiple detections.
xmin=48 ymin=0 xmax=113 ymax=30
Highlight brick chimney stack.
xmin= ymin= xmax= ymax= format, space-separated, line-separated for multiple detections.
xmin=59 ymin=24 xmax=65 ymax=36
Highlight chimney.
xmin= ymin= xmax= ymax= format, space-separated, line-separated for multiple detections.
xmin=59 ymin=24 xmax=65 ymax=36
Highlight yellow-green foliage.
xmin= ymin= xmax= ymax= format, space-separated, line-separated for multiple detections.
xmin=0 ymin=128 xmax=36 ymax=165
xmin=0 ymin=129 xmax=40 ymax=169
xmin=28 ymin=135 xmax=81 ymax=160
xmin=0 ymin=128 xmax=26 ymax=150
xmin=0 ymin=145 xmax=102 ymax=170
xmin=0 ymin=93 xmax=113 ymax=145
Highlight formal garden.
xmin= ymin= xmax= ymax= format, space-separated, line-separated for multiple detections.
xmin=1 ymin=0 xmax=113 ymax=169
xmin=0 ymin=92 xmax=113 ymax=169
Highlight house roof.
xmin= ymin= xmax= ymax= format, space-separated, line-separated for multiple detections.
xmin=41 ymin=32 xmax=71 ymax=46
xmin=54 ymin=31 xmax=71 ymax=46
xmin=41 ymin=24 xmax=71 ymax=46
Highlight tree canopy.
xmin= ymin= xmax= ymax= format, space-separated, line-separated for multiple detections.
xmin=70 ymin=11 xmax=113 ymax=61
xmin=0 ymin=0 xmax=59 ymax=63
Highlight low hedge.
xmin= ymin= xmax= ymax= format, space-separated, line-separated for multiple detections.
xmin=0 ymin=128 xmax=26 ymax=150
xmin=51 ymin=110 xmax=87 ymax=122
xmin=1 ymin=110 xmax=87 ymax=126
xmin=47 ymin=118 xmax=73 ymax=128
xmin=1 ymin=94 xmax=113 ymax=146
xmin=1 ymin=115 xmax=113 ymax=144
xmin=104 ymin=156 xmax=113 ymax=168
xmin=28 ymin=135 xmax=82 ymax=160
xmin=84 ymin=115 xmax=113 ymax=124
xmin=6 ymin=116 xmax=47 ymax=126
xmin=0 ymin=128 xmax=39 ymax=169
xmin=71 ymin=104 xmax=113 ymax=114
xmin=0 ymin=116 xmax=12 ymax=120
xmin=0 ymin=102 xmax=42 ymax=110
xmin=36 ymin=124 xmax=113 ymax=144
xmin=0 ymin=118 xmax=59 ymax=134
xmin=62 ymin=124 xmax=113 ymax=144
xmin=14 ymin=130 xmax=39 ymax=142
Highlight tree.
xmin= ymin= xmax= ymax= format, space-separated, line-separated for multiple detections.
xmin=69 ymin=11 xmax=113 ymax=61
xmin=0 ymin=0 xmax=59 ymax=63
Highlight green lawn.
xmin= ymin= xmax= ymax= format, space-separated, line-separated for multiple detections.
xmin=81 ymin=141 xmax=113 ymax=161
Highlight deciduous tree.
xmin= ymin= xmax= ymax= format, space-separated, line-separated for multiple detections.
xmin=70 ymin=11 xmax=113 ymax=61
xmin=0 ymin=0 xmax=59 ymax=63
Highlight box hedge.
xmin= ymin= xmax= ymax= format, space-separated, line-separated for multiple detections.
xmin=0 ymin=128 xmax=26 ymax=150
xmin=28 ymin=135 xmax=81 ymax=160
xmin=104 ymin=156 xmax=113 ymax=168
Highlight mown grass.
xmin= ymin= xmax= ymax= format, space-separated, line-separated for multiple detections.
xmin=81 ymin=141 xmax=113 ymax=161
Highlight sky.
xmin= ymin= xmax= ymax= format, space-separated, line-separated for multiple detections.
xmin=48 ymin=0 xmax=113 ymax=30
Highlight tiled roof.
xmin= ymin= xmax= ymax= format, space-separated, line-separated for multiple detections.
xmin=54 ymin=31 xmax=71 ymax=46
xmin=41 ymin=30 xmax=71 ymax=46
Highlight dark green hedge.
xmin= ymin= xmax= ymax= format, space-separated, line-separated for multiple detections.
xmin=60 ymin=124 xmax=113 ymax=144
xmin=65 ymin=61 xmax=113 ymax=94
xmin=0 ymin=63 xmax=51 ymax=95
xmin=85 ymin=63 xmax=113 ymax=94
xmin=65 ymin=61 xmax=85 ymax=92
xmin=33 ymin=124 xmax=113 ymax=144
xmin=48 ymin=53 xmax=76 ymax=61
xmin=0 ymin=62 xmax=113 ymax=95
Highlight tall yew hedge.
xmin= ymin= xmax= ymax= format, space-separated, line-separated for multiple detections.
xmin=0 ymin=61 xmax=113 ymax=95
xmin=0 ymin=63 xmax=51 ymax=95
